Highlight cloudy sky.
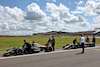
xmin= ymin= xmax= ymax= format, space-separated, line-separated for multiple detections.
xmin=0 ymin=0 xmax=100 ymax=35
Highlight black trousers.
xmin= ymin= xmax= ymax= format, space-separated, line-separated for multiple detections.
xmin=52 ymin=44 xmax=55 ymax=51
xmin=81 ymin=43 xmax=84 ymax=53
xmin=93 ymin=42 xmax=95 ymax=46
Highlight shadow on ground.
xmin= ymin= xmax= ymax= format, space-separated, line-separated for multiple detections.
xmin=75 ymin=52 xmax=84 ymax=55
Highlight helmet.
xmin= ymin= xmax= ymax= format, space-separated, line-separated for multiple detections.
xmin=24 ymin=40 xmax=26 ymax=42
xmin=33 ymin=40 xmax=34 ymax=43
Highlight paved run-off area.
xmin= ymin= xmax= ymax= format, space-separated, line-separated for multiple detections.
xmin=0 ymin=46 xmax=100 ymax=67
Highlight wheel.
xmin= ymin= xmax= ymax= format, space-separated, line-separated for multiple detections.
xmin=46 ymin=46 xmax=53 ymax=52
xmin=40 ymin=47 xmax=44 ymax=51
xmin=48 ymin=47 xmax=53 ymax=52
xmin=17 ymin=49 xmax=24 ymax=55
xmin=63 ymin=46 xmax=65 ymax=48
xmin=3 ymin=53 xmax=10 ymax=57
xmin=92 ymin=44 xmax=95 ymax=47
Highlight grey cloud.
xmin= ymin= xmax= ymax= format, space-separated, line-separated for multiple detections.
xmin=80 ymin=22 xmax=90 ymax=27
xmin=95 ymin=4 xmax=100 ymax=14
xmin=25 ymin=11 xmax=45 ymax=20
xmin=63 ymin=15 xmax=86 ymax=24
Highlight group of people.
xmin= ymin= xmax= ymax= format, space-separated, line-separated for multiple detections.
xmin=73 ymin=34 xmax=96 ymax=53
xmin=23 ymin=34 xmax=96 ymax=53
xmin=46 ymin=36 xmax=55 ymax=51
xmin=22 ymin=40 xmax=35 ymax=53
xmin=22 ymin=36 xmax=55 ymax=53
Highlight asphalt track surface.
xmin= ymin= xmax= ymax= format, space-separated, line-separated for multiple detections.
xmin=0 ymin=46 xmax=100 ymax=67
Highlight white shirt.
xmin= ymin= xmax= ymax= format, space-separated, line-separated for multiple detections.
xmin=80 ymin=36 xmax=85 ymax=44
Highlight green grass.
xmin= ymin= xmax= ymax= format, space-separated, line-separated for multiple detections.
xmin=0 ymin=37 xmax=100 ymax=54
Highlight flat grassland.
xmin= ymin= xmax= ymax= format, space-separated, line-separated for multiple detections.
xmin=0 ymin=37 xmax=100 ymax=54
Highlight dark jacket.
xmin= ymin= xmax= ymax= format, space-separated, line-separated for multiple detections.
xmin=86 ymin=37 xmax=89 ymax=42
xmin=48 ymin=39 xmax=52 ymax=43
xmin=23 ymin=41 xmax=31 ymax=48
xmin=52 ymin=38 xmax=55 ymax=45
xmin=92 ymin=37 xmax=95 ymax=43
xmin=73 ymin=39 xmax=77 ymax=44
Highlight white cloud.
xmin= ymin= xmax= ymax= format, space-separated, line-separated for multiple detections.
xmin=5 ymin=6 xmax=24 ymax=21
xmin=95 ymin=3 xmax=100 ymax=14
xmin=1 ymin=23 xmax=9 ymax=30
xmin=73 ymin=0 xmax=100 ymax=15
xmin=47 ymin=0 xmax=56 ymax=2
xmin=0 ymin=5 xmax=4 ymax=12
xmin=46 ymin=3 xmax=59 ymax=12
xmin=77 ymin=1 xmax=84 ymax=6
xmin=46 ymin=3 xmax=87 ymax=24
xmin=63 ymin=15 xmax=86 ymax=24
xmin=51 ymin=13 xmax=60 ymax=21
xmin=25 ymin=3 xmax=46 ymax=20
xmin=80 ymin=22 xmax=90 ymax=27
xmin=72 ymin=1 xmax=85 ymax=14
xmin=71 ymin=11 xmax=83 ymax=14
xmin=94 ymin=16 xmax=100 ymax=23
xmin=0 ymin=3 xmax=91 ymax=35
xmin=53 ymin=0 xmax=56 ymax=2
xmin=76 ymin=6 xmax=85 ymax=11
xmin=46 ymin=3 xmax=89 ymax=32
xmin=90 ymin=24 xmax=100 ymax=30
xmin=84 ymin=0 xmax=100 ymax=16
xmin=46 ymin=3 xmax=72 ymax=21
xmin=84 ymin=0 xmax=98 ymax=16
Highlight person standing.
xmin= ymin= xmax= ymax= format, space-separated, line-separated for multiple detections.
xmin=92 ymin=34 xmax=96 ymax=46
xmin=52 ymin=36 xmax=55 ymax=51
xmin=48 ymin=37 xmax=52 ymax=43
xmin=86 ymin=36 xmax=89 ymax=43
xmin=46 ymin=37 xmax=52 ymax=46
xmin=73 ymin=38 xmax=77 ymax=48
xmin=80 ymin=34 xmax=85 ymax=53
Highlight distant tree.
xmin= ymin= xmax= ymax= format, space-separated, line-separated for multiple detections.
xmin=58 ymin=31 xmax=62 ymax=34
xmin=33 ymin=33 xmax=37 ymax=35
xmin=66 ymin=32 xmax=70 ymax=34
xmin=51 ymin=31 xmax=55 ymax=32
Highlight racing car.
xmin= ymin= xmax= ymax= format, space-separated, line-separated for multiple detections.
xmin=3 ymin=43 xmax=43 ymax=56
xmin=62 ymin=43 xmax=80 ymax=50
xmin=3 ymin=43 xmax=53 ymax=56
xmin=3 ymin=47 xmax=24 ymax=56
xmin=63 ymin=42 xmax=95 ymax=50
xmin=44 ymin=42 xmax=53 ymax=52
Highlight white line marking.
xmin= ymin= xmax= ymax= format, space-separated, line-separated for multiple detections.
xmin=0 ymin=46 xmax=100 ymax=60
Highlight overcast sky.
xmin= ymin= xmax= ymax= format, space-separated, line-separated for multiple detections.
xmin=0 ymin=0 xmax=100 ymax=35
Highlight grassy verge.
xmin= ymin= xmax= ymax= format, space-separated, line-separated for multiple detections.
xmin=0 ymin=37 xmax=100 ymax=54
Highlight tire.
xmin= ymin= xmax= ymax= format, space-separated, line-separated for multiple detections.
xmin=63 ymin=46 xmax=65 ymax=48
xmin=17 ymin=49 xmax=24 ymax=55
xmin=92 ymin=44 xmax=95 ymax=47
xmin=48 ymin=46 xmax=53 ymax=52
xmin=3 ymin=53 xmax=10 ymax=57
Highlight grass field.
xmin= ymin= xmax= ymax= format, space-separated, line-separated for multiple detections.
xmin=0 ymin=37 xmax=100 ymax=54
